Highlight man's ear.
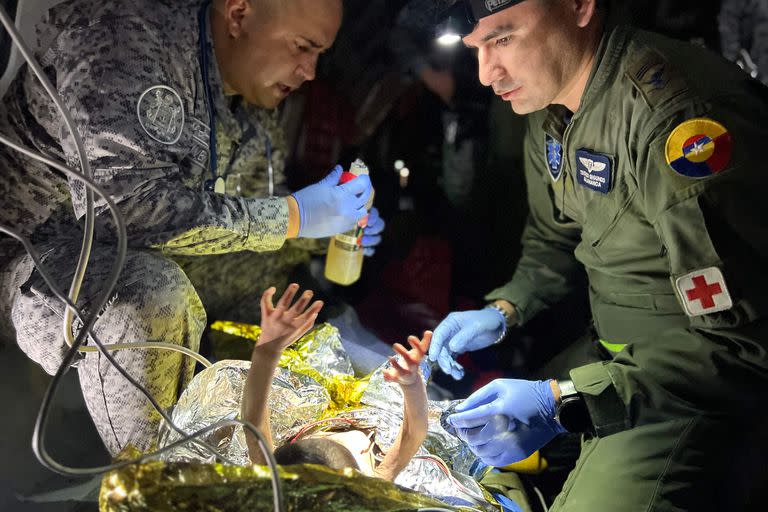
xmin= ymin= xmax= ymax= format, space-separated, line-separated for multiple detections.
xmin=224 ymin=0 xmax=251 ymax=38
xmin=573 ymin=0 xmax=598 ymax=28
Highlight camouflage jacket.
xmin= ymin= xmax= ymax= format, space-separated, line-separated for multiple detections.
xmin=0 ymin=0 xmax=289 ymax=264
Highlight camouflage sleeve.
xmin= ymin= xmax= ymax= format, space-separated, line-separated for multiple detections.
xmin=48 ymin=18 xmax=287 ymax=255
xmin=282 ymin=237 xmax=328 ymax=255
xmin=572 ymin=95 xmax=768 ymax=435
xmin=484 ymin=116 xmax=583 ymax=324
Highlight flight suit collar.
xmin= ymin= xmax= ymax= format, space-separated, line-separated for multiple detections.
xmin=542 ymin=104 xmax=572 ymax=141
xmin=578 ymin=24 xmax=632 ymax=114
xmin=540 ymin=25 xmax=630 ymax=139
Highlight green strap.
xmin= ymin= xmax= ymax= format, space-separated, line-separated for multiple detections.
xmin=599 ymin=339 xmax=628 ymax=353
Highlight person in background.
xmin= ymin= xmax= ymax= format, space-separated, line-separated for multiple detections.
xmin=719 ymin=0 xmax=768 ymax=84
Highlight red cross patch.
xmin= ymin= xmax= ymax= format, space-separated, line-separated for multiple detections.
xmin=675 ymin=267 xmax=733 ymax=317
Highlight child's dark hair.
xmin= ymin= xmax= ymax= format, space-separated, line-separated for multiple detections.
xmin=274 ymin=438 xmax=360 ymax=471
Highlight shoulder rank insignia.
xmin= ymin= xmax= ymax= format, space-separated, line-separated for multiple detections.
xmin=575 ymin=149 xmax=613 ymax=194
xmin=674 ymin=267 xmax=733 ymax=317
xmin=665 ymin=118 xmax=733 ymax=178
xmin=627 ymin=51 xmax=687 ymax=110
xmin=137 ymin=85 xmax=185 ymax=145
xmin=545 ymin=134 xmax=564 ymax=182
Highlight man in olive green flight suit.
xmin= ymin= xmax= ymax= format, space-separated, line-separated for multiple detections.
xmin=428 ymin=0 xmax=768 ymax=510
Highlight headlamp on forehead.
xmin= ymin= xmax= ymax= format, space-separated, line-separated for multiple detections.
xmin=436 ymin=0 xmax=526 ymax=40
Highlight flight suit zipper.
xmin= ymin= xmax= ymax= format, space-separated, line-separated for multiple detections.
xmin=558 ymin=113 xmax=578 ymax=222
xmin=560 ymin=170 xmax=568 ymax=221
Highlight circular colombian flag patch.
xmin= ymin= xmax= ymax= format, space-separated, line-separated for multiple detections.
xmin=665 ymin=118 xmax=733 ymax=178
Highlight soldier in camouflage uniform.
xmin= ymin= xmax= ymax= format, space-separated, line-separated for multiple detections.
xmin=171 ymin=94 xmax=326 ymax=327
xmin=0 ymin=0 xmax=382 ymax=456
xmin=427 ymin=0 xmax=768 ymax=509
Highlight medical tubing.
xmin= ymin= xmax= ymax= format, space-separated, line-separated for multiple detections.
xmin=0 ymin=4 xmax=95 ymax=350
xmin=78 ymin=342 xmax=212 ymax=367
xmin=0 ymin=160 xmax=284 ymax=512
xmin=0 ymin=9 xmax=284 ymax=508
xmin=0 ymin=224 xmax=211 ymax=367
xmin=0 ymin=26 xmax=238 ymax=469
xmin=0 ymin=223 xmax=232 ymax=470
xmin=0 ymin=141 xmax=228 ymax=465
xmin=533 ymin=486 xmax=549 ymax=512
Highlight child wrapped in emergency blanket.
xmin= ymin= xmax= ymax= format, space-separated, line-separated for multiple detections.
xmin=157 ymin=285 xmax=527 ymax=511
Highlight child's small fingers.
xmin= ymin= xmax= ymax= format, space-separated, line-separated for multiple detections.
xmin=296 ymin=311 xmax=320 ymax=337
xmin=261 ymin=287 xmax=277 ymax=314
xmin=383 ymin=369 xmax=397 ymax=382
xmin=392 ymin=343 xmax=418 ymax=364
xmin=421 ymin=331 xmax=433 ymax=350
xmin=297 ymin=300 xmax=323 ymax=324
xmin=393 ymin=343 xmax=419 ymax=365
xmin=412 ymin=332 xmax=432 ymax=353
xmin=407 ymin=335 xmax=426 ymax=355
xmin=277 ymin=283 xmax=299 ymax=308
xmin=390 ymin=356 xmax=411 ymax=375
xmin=290 ymin=290 xmax=314 ymax=314
xmin=309 ymin=300 xmax=324 ymax=313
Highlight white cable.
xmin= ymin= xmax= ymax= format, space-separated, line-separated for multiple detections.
xmin=532 ymin=485 xmax=548 ymax=512
xmin=0 ymin=198 xmax=228 ymax=465
xmin=0 ymin=223 xmax=277 ymax=504
xmin=0 ymin=6 xmax=284 ymax=510
xmin=0 ymin=3 xmax=96 ymax=350
xmin=0 ymin=133 xmax=220 ymax=448
xmin=78 ymin=343 xmax=212 ymax=368
xmin=0 ymin=134 xmax=212 ymax=369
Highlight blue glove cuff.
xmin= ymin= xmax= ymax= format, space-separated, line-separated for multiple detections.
xmin=483 ymin=305 xmax=508 ymax=345
xmin=290 ymin=193 xmax=306 ymax=237
xmin=535 ymin=379 xmax=565 ymax=433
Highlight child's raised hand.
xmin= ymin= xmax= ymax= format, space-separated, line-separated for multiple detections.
xmin=383 ymin=331 xmax=432 ymax=386
xmin=257 ymin=283 xmax=323 ymax=356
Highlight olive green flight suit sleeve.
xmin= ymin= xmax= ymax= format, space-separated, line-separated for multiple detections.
xmin=571 ymin=91 xmax=768 ymax=434
xmin=485 ymin=116 xmax=583 ymax=325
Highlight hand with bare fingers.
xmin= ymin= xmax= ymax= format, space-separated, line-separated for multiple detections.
xmin=383 ymin=331 xmax=433 ymax=387
xmin=256 ymin=283 xmax=324 ymax=357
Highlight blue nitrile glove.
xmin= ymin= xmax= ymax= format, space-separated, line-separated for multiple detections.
xmin=427 ymin=308 xmax=505 ymax=380
xmin=291 ymin=165 xmax=373 ymax=238
xmin=448 ymin=379 xmax=565 ymax=468
xmin=361 ymin=207 xmax=385 ymax=256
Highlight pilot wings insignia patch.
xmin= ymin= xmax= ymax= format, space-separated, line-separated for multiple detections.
xmin=578 ymin=156 xmax=608 ymax=174
xmin=576 ymin=149 xmax=613 ymax=194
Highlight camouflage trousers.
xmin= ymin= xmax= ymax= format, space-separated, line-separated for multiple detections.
xmin=1 ymin=241 xmax=311 ymax=456
xmin=2 ymin=240 xmax=206 ymax=456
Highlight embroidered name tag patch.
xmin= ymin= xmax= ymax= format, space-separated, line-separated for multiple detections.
xmin=575 ymin=149 xmax=613 ymax=194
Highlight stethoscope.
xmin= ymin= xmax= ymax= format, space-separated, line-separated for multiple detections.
xmin=198 ymin=0 xmax=274 ymax=196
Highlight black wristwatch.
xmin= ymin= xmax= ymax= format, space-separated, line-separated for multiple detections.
xmin=554 ymin=380 xmax=594 ymax=434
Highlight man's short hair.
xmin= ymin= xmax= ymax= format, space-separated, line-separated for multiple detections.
xmin=274 ymin=438 xmax=360 ymax=471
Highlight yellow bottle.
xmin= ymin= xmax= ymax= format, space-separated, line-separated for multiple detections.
xmin=324 ymin=159 xmax=374 ymax=285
